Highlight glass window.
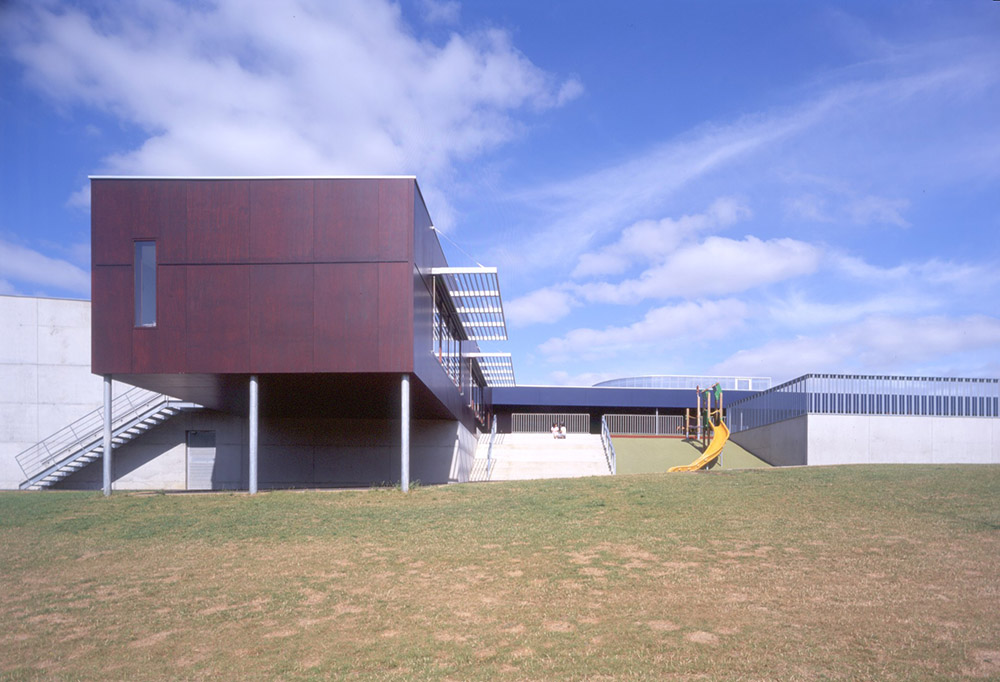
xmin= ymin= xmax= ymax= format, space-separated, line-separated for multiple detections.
xmin=134 ymin=241 xmax=156 ymax=327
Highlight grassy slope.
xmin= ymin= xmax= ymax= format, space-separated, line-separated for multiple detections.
xmin=614 ymin=436 xmax=770 ymax=474
xmin=1 ymin=465 xmax=998 ymax=681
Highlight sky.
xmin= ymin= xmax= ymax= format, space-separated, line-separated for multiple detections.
xmin=1 ymin=0 xmax=999 ymax=387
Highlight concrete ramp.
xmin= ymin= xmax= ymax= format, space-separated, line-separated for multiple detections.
xmin=474 ymin=433 xmax=610 ymax=481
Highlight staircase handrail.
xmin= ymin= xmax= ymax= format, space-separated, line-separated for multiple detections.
xmin=600 ymin=415 xmax=617 ymax=475
xmin=16 ymin=386 xmax=169 ymax=479
xmin=485 ymin=415 xmax=498 ymax=479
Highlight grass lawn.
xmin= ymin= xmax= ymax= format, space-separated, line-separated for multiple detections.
xmin=613 ymin=436 xmax=770 ymax=474
xmin=1 ymin=465 xmax=998 ymax=680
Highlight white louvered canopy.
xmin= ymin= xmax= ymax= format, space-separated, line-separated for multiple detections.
xmin=467 ymin=352 xmax=516 ymax=387
xmin=430 ymin=267 xmax=507 ymax=342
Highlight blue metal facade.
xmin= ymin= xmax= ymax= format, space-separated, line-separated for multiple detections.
xmin=491 ymin=385 xmax=759 ymax=433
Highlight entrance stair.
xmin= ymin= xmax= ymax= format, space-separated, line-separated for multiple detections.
xmin=473 ymin=433 xmax=610 ymax=481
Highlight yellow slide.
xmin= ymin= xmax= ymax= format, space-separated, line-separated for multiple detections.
xmin=668 ymin=418 xmax=729 ymax=472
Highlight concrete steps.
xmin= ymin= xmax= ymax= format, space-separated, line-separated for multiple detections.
xmin=474 ymin=433 xmax=610 ymax=481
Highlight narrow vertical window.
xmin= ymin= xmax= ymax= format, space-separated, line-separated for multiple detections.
xmin=134 ymin=241 xmax=156 ymax=327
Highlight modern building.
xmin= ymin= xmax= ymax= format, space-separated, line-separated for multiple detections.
xmin=1 ymin=176 xmax=998 ymax=492
xmin=15 ymin=176 xmax=521 ymax=492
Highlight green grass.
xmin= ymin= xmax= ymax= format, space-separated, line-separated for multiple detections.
xmin=613 ymin=436 xmax=770 ymax=474
xmin=1 ymin=465 xmax=999 ymax=680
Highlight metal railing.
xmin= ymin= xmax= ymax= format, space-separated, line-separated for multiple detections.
xmin=16 ymin=386 xmax=169 ymax=480
xmin=604 ymin=414 xmax=684 ymax=436
xmin=600 ymin=416 xmax=617 ymax=474
xmin=486 ymin=415 xmax=498 ymax=480
xmin=728 ymin=374 xmax=1000 ymax=433
xmin=593 ymin=375 xmax=771 ymax=391
xmin=511 ymin=413 xmax=590 ymax=434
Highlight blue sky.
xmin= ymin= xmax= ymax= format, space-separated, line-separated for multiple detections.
xmin=1 ymin=0 xmax=998 ymax=385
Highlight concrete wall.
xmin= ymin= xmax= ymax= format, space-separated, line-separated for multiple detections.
xmin=56 ymin=412 xmax=477 ymax=490
xmin=0 ymin=295 xmax=129 ymax=489
xmin=728 ymin=415 xmax=808 ymax=467
xmin=807 ymin=414 xmax=1000 ymax=465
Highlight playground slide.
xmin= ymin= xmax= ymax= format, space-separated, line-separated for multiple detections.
xmin=668 ymin=419 xmax=730 ymax=472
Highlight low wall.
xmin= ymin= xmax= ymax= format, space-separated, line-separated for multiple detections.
xmin=55 ymin=412 xmax=477 ymax=490
xmin=807 ymin=414 xmax=1000 ymax=465
xmin=728 ymin=415 xmax=808 ymax=467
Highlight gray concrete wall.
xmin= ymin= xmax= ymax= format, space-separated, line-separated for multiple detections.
xmin=728 ymin=415 xmax=808 ymax=467
xmin=56 ymin=412 xmax=476 ymax=490
xmin=0 ymin=295 xmax=130 ymax=489
xmin=807 ymin=414 xmax=1000 ymax=465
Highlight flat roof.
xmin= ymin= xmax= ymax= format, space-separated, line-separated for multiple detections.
xmin=89 ymin=175 xmax=418 ymax=180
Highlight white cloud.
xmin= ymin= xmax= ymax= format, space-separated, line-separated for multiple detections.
xmin=766 ymin=291 xmax=937 ymax=329
xmin=831 ymin=253 xmax=998 ymax=293
xmin=0 ymin=238 xmax=90 ymax=295
xmin=505 ymin=286 xmax=577 ymax=326
xmin=576 ymin=236 xmax=822 ymax=305
xmin=784 ymin=194 xmax=831 ymax=223
xmin=4 ymin=0 xmax=580 ymax=227
xmin=847 ymin=195 xmax=910 ymax=227
xmin=420 ymin=0 xmax=460 ymax=25
xmin=539 ymin=299 xmax=748 ymax=359
xmin=67 ymin=185 xmax=91 ymax=209
xmin=572 ymin=197 xmax=750 ymax=278
xmin=712 ymin=314 xmax=1000 ymax=382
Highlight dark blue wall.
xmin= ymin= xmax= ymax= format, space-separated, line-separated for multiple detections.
xmin=492 ymin=385 xmax=760 ymax=433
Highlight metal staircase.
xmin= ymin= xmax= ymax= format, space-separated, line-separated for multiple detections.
xmin=17 ymin=387 xmax=200 ymax=490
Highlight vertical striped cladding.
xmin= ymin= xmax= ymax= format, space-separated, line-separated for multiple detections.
xmin=728 ymin=374 xmax=1000 ymax=433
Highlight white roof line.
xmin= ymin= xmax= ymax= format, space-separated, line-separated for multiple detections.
xmin=89 ymin=175 xmax=418 ymax=180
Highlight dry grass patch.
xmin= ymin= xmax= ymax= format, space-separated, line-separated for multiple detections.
xmin=0 ymin=464 xmax=998 ymax=680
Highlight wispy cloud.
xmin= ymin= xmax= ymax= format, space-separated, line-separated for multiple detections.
xmin=3 ymin=0 xmax=580 ymax=228
xmin=0 ymin=237 xmax=90 ymax=295
xmin=575 ymin=236 xmax=822 ymax=305
xmin=712 ymin=314 xmax=1000 ymax=382
xmin=539 ymin=299 xmax=748 ymax=359
xmin=572 ymin=197 xmax=750 ymax=278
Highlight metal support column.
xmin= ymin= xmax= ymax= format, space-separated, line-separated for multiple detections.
xmin=401 ymin=373 xmax=410 ymax=492
xmin=249 ymin=375 xmax=258 ymax=495
xmin=102 ymin=375 xmax=112 ymax=497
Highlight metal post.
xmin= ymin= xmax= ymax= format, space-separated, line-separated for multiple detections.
xmin=696 ymin=388 xmax=702 ymax=442
xmin=249 ymin=375 xmax=258 ymax=495
xmin=401 ymin=373 xmax=410 ymax=492
xmin=102 ymin=376 xmax=112 ymax=497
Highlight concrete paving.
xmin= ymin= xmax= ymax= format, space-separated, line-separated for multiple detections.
xmin=473 ymin=433 xmax=611 ymax=481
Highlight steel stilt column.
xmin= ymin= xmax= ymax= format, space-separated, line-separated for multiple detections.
xmin=249 ymin=375 xmax=258 ymax=495
xmin=102 ymin=375 xmax=112 ymax=497
xmin=401 ymin=373 xmax=410 ymax=493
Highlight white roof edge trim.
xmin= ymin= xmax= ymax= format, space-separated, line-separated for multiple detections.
xmin=88 ymin=175 xmax=418 ymax=180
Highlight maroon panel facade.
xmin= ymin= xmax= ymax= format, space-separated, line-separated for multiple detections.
xmin=377 ymin=262 xmax=414 ymax=370
xmin=313 ymin=179 xmax=379 ymax=261
xmin=91 ymin=266 xmax=132 ymax=373
xmin=90 ymin=176 xmax=475 ymax=425
xmin=313 ymin=262 xmax=380 ymax=372
xmin=185 ymin=265 xmax=250 ymax=373
xmin=186 ymin=180 xmax=250 ymax=263
xmin=250 ymin=180 xmax=314 ymax=262
xmin=250 ymin=264 xmax=314 ymax=372
xmin=378 ymin=179 xmax=413 ymax=262
xmin=92 ymin=180 xmax=187 ymax=266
